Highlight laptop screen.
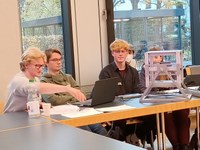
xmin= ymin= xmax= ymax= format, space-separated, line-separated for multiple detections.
xmin=90 ymin=77 xmax=119 ymax=106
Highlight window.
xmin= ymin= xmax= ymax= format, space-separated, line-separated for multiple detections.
xmin=107 ymin=0 xmax=192 ymax=70
xmin=19 ymin=0 xmax=63 ymax=51
xmin=18 ymin=0 xmax=74 ymax=75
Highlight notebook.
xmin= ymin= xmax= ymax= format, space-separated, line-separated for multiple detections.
xmin=183 ymin=86 xmax=200 ymax=98
xmin=73 ymin=77 xmax=118 ymax=107
xmin=117 ymin=93 xmax=142 ymax=100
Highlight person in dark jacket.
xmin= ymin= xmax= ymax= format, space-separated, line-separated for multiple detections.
xmin=99 ymin=39 xmax=156 ymax=145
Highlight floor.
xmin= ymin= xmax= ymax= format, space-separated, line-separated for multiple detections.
xmin=144 ymin=116 xmax=197 ymax=150
xmin=145 ymin=129 xmax=195 ymax=150
xmin=118 ymin=112 xmax=197 ymax=149
xmin=145 ymin=136 xmax=175 ymax=150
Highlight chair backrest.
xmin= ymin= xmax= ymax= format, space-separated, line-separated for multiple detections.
xmin=184 ymin=65 xmax=200 ymax=87
xmin=0 ymin=100 xmax=4 ymax=114
xmin=185 ymin=65 xmax=200 ymax=75
xmin=184 ymin=75 xmax=200 ymax=87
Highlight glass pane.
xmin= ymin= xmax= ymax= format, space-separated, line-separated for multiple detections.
xmin=18 ymin=0 xmax=65 ymax=71
xmin=113 ymin=0 xmax=191 ymax=70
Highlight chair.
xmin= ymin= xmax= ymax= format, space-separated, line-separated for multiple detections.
xmin=0 ymin=100 xmax=4 ymax=114
xmin=185 ymin=65 xmax=200 ymax=75
xmin=103 ymin=118 xmax=155 ymax=149
xmin=127 ymin=118 xmax=155 ymax=149
xmin=184 ymin=65 xmax=200 ymax=150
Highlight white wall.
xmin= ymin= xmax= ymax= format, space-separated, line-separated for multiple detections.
xmin=0 ymin=1 xmax=21 ymax=102
xmin=71 ymin=0 xmax=108 ymax=93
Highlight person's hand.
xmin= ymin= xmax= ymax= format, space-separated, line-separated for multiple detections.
xmin=67 ymin=86 xmax=86 ymax=102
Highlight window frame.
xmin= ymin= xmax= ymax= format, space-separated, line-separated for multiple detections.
xmin=190 ymin=0 xmax=200 ymax=65
xmin=61 ymin=0 xmax=75 ymax=77
xmin=106 ymin=0 xmax=200 ymax=65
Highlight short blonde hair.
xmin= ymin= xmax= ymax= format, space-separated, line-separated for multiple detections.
xmin=20 ymin=47 xmax=46 ymax=71
xmin=110 ymin=39 xmax=130 ymax=51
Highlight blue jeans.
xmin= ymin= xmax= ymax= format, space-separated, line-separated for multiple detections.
xmin=80 ymin=123 xmax=107 ymax=136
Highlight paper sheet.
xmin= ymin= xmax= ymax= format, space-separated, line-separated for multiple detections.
xmin=62 ymin=108 xmax=102 ymax=118
xmin=50 ymin=104 xmax=102 ymax=118
xmin=95 ymin=104 xmax=135 ymax=112
xmin=50 ymin=105 xmax=80 ymax=114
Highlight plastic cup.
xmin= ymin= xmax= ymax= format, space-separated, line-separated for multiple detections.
xmin=42 ymin=103 xmax=51 ymax=116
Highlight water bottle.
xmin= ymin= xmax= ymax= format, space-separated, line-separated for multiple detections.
xmin=27 ymin=79 xmax=40 ymax=118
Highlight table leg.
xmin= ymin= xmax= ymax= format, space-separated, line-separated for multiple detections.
xmin=161 ymin=112 xmax=166 ymax=150
xmin=196 ymin=107 xmax=200 ymax=148
xmin=156 ymin=113 xmax=161 ymax=150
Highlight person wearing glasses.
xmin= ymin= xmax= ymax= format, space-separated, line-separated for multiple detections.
xmin=4 ymin=47 xmax=86 ymax=112
xmin=99 ymin=39 xmax=156 ymax=145
xmin=40 ymin=48 xmax=107 ymax=136
xmin=41 ymin=48 xmax=79 ymax=105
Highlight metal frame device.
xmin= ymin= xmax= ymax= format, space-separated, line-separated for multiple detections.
xmin=140 ymin=50 xmax=191 ymax=103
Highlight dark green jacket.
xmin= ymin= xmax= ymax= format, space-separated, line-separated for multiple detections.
xmin=40 ymin=71 xmax=79 ymax=106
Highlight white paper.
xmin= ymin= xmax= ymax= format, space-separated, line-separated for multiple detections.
xmin=95 ymin=104 xmax=135 ymax=112
xmin=49 ymin=104 xmax=102 ymax=118
xmin=62 ymin=108 xmax=102 ymax=118
xmin=50 ymin=104 xmax=80 ymax=114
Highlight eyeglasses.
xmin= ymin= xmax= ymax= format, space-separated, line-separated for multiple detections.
xmin=113 ymin=50 xmax=127 ymax=54
xmin=32 ymin=64 xmax=45 ymax=69
xmin=49 ymin=58 xmax=62 ymax=63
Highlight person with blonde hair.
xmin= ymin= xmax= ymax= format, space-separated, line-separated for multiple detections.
xmin=100 ymin=39 xmax=140 ymax=95
xmin=99 ymin=39 xmax=156 ymax=144
xmin=4 ymin=47 xmax=86 ymax=112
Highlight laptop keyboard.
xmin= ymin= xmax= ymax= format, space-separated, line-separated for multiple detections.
xmin=73 ymin=99 xmax=92 ymax=106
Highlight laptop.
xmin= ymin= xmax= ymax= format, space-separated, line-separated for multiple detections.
xmin=73 ymin=77 xmax=118 ymax=107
